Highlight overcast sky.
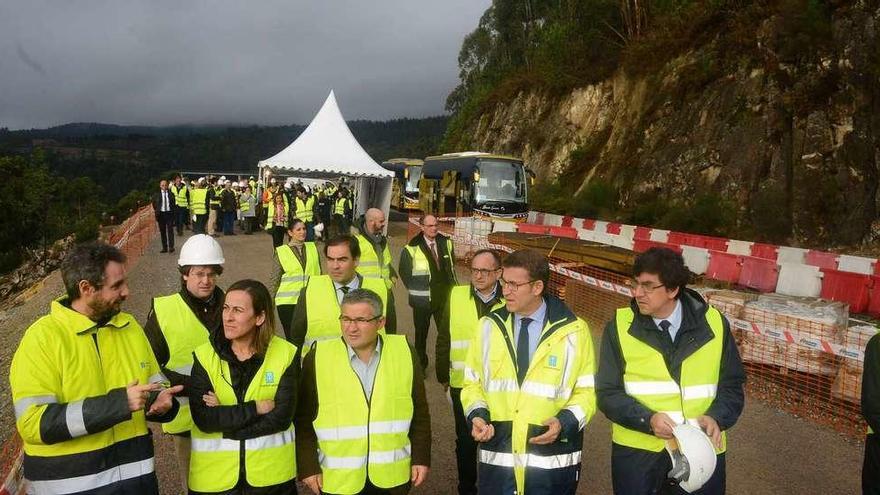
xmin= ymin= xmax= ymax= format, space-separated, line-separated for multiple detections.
xmin=0 ymin=0 xmax=490 ymax=130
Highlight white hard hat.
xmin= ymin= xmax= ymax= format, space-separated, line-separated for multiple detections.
xmin=178 ymin=234 xmax=225 ymax=266
xmin=225 ymin=179 xmax=232 ymax=185
xmin=198 ymin=177 xmax=206 ymax=183
xmin=284 ymin=182 xmax=292 ymax=190
xmin=666 ymin=424 xmax=717 ymax=493
xmin=219 ymin=175 xmax=226 ymax=181
xmin=270 ymin=177 xmax=277 ymax=184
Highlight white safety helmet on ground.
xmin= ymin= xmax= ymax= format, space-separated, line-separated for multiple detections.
xmin=178 ymin=234 xmax=225 ymax=266
xmin=314 ymin=222 xmax=324 ymax=239
xmin=665 ymin=424 xmax=717 ymax=493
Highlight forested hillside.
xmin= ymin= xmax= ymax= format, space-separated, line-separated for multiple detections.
xmin=443 ymin=0 xmax=879 ymax=248
xmin=0 ymin=116 xmax=447 ymax=273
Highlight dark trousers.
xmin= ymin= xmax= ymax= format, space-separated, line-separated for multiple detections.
xmin=865 ymin=434 xmax=880 ymax=494
xmin=611 ymin=443 xmax=726 ymax=494
xmin=157 ymin=211 xmax=175 ymax=251
xmin=175 ymin=206 xmax=188 ymax=235
xmin=278 ymin=304 xmax=295 ymax=342
xmin=451 ymin=387 xmax=478 ymax=495
xmin=412 ymin=304 xmax=442 ymax=371
xmin=333 ymin=214 xmax=350 ymax=236
xmin=305 ymin=221 xmax=315 ymax=241
xmin=271 ymin=226 xmax=286 ymax=248
xmin=223 ymin=211 xmax=236 ymax=235
xmin=243 ymin=217 xmax=254 ymax=234
xmin=326 ymin=480 xmax=410 ymax=495
xmin=194 ymin=214 xmax=207 ymax=234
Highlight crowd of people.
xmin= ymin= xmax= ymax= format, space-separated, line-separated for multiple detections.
xmin=152 ymin=174 xmax=356 ymax=253
xmin=10 ymin=189 xmax=747 ymax=495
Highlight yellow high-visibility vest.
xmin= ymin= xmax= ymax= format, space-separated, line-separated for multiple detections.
xmin=356 ymin=234 xmax=393 ymax=289
xmin=302 ymin=275 xmax=388 ymax=350
xmin=275 ymin=243 xmax=320 ymax=306
xmin=189 ymin=336 xmax=298 ymax=492
xmin=11 ymin=300 xmax=163 ymax=492
xmin=265 ymin=195 xmax=290 ymax=230
xmin=313 ymin=335 xmax=413 ymax=494
xmin=295 ymin=196 xmax=315 ymax=223
xmin=460 ymin=305 xmax=596 ymax=494
xmin=190 ymin=188 xmax=208 ymax=215
xmin=612 ymin=307 xmax=727 ymax=453
xmin=152 ymin=293 xmax=211 ymax=434
xmin=171 ymin=183 xmax=188 ymax=208
xmin=446 ymin=285 xmax=504 ymax=388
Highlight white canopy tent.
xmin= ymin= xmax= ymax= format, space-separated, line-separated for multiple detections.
xmin=258 ymin=90 xmax=393 ymax=223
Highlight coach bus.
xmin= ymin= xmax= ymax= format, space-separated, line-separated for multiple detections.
xmin=381 ymin=158 xmax=423 ymax=211
xmin=419 ymin=152 xmax=533 ymax=221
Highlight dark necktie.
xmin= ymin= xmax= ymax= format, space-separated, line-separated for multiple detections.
xmin=429 ymin=241 xmax=439 ymax=265
xmin=517 ymin=317 xmax=533 ymax=384
xmin=339 ymin=286 xmax=350 ymax=294
xmin=659 ymin=320 xmax=674 ymax=348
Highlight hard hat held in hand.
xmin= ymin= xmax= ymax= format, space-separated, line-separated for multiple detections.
xmin=665 ymin=423 xmax=717 ymax=493
xmin=178 ymin=234 xmax=225 ymax=266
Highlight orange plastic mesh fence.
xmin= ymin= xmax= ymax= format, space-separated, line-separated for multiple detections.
xmin=0 ymin=205 xmax=159 ymax=492
xmin=410 ymin=213 xmax=867 ymax=438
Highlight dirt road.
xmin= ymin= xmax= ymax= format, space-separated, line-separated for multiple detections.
xmin=0 ymin=220 xmax=864 ymax=494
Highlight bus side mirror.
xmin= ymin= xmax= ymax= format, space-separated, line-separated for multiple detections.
xmin=526 ymin=168 xmax=536 ymax=186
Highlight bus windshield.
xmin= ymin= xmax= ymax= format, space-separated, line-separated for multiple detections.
xmin=474 ymin=160 xmax=527 ymax=204
xmin=406 ymin=166 xmax=422 ymax=193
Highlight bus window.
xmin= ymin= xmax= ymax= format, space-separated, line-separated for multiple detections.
xmin=475 ymin=160 xmax=527 ymax=203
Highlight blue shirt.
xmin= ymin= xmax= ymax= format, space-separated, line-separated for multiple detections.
xmin=652 ymin=299 xmax=683 ymax=342
xmin=513 ymin=300 xmax=547 ymax=365
xmin=347 ymin=336 xmax=382 ymax=401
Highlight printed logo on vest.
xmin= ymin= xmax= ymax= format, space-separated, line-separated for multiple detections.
xmin=265 ymin=371 xmax=275 ymax=384
xmin=547 ymin=355 xmax=558 ymax=368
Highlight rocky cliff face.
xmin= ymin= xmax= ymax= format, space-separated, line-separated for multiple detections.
xmin=456 ymin=3 xmax=880 ymax=247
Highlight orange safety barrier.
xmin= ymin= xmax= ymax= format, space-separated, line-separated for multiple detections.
xmin=0 ymin=205 xmax=159 ymax=494
xmin=415 ymin=212 xmax=868 ymax=439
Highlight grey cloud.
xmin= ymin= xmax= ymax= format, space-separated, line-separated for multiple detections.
xmin=0 ymin=0 xmax=490 ymax=129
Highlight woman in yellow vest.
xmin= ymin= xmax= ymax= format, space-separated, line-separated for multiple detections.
xmin=188 ymin=279 xmax=299 ymax=494
xmin=271 ymin=218 xmax=322 ymax=341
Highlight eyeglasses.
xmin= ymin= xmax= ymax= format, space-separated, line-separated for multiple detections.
xmin=499 ymin=278 xmax=534 ymax=291
xmin=470 ymin=267 xmax=501 ymax=277
xmin=339 ymin=315 xmax=382 ymax=326
xmin=627 ymin=280 xmax=666 ymax=294
xmin=189 ymin=271 xmax=219 ymax=280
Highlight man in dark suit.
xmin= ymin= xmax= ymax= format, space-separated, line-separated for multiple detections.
xmin=152 ymin=179 xmax=176 ymax=253
xmin=399 ymin=214 xmax=457 ymax=372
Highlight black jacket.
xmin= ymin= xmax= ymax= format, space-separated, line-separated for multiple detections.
xmin=399 ymin=232 xmax=456 ymax=310
xmin=220 ymin=189 xmax=238 ymax=212
xmin=143 ymin=286 xmax=224 ymax=395
xmin=188 ymin=331 xmax=300 ymax=495
xmin=288 ymin=273 xmax=397 ymax=348
xmin=152 ymin=189 xmax=176 ymax=217
xmin=596 ymin=288 xmax=746 ymax=435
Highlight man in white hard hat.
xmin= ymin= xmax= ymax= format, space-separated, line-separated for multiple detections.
xmin=596 ymin=247 xmax=745 ymax=494
xmin=143 ymin=234 xmax=226 ymax=492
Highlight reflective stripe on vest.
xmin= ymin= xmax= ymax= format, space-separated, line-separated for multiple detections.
xmin=190 ymin=188 xmax=208 ymax=215
xmin=295 ymin=196 xmax=315 ymax=222
xmin=275 ymin=243 xmax=321 ymax=305
xmin=447 ymin=285 xmax=504 ymax=388
xmin=313 ymin=335 xmax=413 ymax=493
xmin=459 ymin=310 xmax=594 ymax=494
xmin=171 ymin=184 xmax=188 ymax=207
xmin=152 ymin=293 xmax=211 ymax=434
xmin=10 ymin=300 xmax=158 ymax=491
xmin=356 ymin=235 xmax=393 ymax=289
xmin=189 ymin=336 xmax=298 ymax=492
xmin=334 ymin=198 xmax=350 ymax=215
xmin=612 ymin=306 xmax=727 ymax=453
xmin=403 ymin=245 xmax=431 ymax=301
xmin=303 ymin=275 xmax=388 ymax=350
